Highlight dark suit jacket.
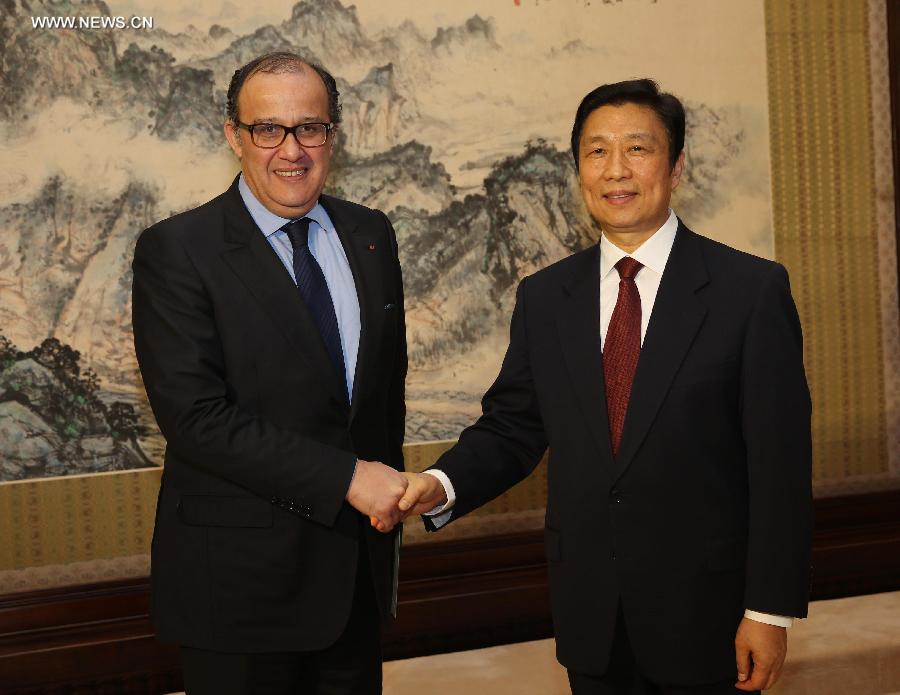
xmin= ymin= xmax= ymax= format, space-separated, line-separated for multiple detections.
xmin=429 ymin=222 xmax=812 ymax=684
xmin=132 ymin=178 xmax=406 ymax=653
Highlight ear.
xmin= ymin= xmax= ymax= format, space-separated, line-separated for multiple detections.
xmin=669 ymin=150 xmax=685 ymax=191
xmin=224 ymin=121 xmax=243 ymax=159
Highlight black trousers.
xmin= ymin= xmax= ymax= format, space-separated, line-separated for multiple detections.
xmin=568 ymin=605 xmax=758 ymax=695
xmin=180 ymin=539 xmax=382 ymax=695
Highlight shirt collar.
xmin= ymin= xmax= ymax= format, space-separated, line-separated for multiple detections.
xmin=237 ymin=174 xmax=330 ymax=237
xmin=599 ymin=209 xmax=679 ymax=279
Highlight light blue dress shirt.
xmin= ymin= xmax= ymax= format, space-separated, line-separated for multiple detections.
xmin=237 ymin=175 xmax=361 ymax=400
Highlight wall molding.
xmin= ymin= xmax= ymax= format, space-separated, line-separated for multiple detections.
xmin=890 ymin=0 xmax=900 ymax=297
xmin=2 ymin=489 xmax=900 ymax=692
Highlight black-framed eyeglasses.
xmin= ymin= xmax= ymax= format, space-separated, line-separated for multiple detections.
xmin=235 ymin=121 xmax=335 ymax=149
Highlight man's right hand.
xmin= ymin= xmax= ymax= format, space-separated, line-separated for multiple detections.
xmin=369 ymin=471 xmax=449 ymax=533
xmin=398 ymin=472 xmax=448 ymax=517
xmin=346 ymin=459 xmax=408 ymax=532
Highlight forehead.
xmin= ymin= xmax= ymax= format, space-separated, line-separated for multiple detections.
xmin=237 ymin=69 xmax=328 ymax=116
xmin=580 ymin=102 xmax=667 ymax=141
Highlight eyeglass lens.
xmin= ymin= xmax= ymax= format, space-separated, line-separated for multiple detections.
xmin=251 ymin=123 xmax=328 ymax=148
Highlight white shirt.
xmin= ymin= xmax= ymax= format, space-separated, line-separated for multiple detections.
xmin=599 ymin=209 xmax=678 ymax=349
xmin=426 ymin=210 xmax=793 ymax=628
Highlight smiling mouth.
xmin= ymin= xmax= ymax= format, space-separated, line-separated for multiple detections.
xmin=603 ymin=191 xmax=637 ymax=205
xmin=275 ymin=169 xmax=307 ymax=178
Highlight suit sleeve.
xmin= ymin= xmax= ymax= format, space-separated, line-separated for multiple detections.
xmin=741 ymin=263 xmax=813 ymax=617
xmin=132 ymin=226 xmax=357 ymax=528
xmin=383 ymin=211 xmax=407 ymax=472
xmin=425 ymin=277 xmax=548 ymax=526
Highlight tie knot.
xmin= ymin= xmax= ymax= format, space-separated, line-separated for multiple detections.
xmin=283 ymin=217 xmax=312 ymax=250
xmin=615 ymin=256 xmax=643 ymax=280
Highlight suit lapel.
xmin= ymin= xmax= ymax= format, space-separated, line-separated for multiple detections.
xmin=320 ymin=195 xmax=384 ymax=425
xmin=557 ymin=245 xmax=615 ymax=465
xmin=612 ymin=224 xmax=709 ymax=482
xmin=218 ymin=183 xmax=348 ymax=406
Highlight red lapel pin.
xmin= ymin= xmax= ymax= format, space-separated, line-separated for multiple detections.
xmin=368 ymin=243 xmax=376 ymax=251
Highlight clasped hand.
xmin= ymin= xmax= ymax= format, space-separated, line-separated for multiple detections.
xmin=345 ymin=462 xmax=447 ymax=533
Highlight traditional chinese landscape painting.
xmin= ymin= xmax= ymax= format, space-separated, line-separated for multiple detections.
xmin=0 ymin=0 xmax=773 ymax=480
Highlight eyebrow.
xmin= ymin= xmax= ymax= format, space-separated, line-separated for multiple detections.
xmin=250 ymin=115 xmax=323 ymax=124
xmin=584 ymin=132 xmax=658 ymax=143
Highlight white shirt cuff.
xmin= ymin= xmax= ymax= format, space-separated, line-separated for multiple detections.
xmin=421 ymin=469 xmax=455 ymax=528
xmin=744 ymin=610 xmax=794 ymax=628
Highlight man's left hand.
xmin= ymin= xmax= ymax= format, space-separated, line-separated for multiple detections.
xmin=735 ymin=617 xmax=787 ymax=691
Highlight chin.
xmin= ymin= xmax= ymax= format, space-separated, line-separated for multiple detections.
xmin=287 ymin=195 xmax=322 ymax=213
xmin=599 ymin=216 xmax=635 ymax=230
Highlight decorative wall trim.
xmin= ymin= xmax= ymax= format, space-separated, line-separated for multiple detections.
xmin=2 ymin=490 xmax=899 ymax=692
xmin=869 ymin=0 xmax=900 ymax=481
xmin=765 ymin=0 xmax=898 ymax=493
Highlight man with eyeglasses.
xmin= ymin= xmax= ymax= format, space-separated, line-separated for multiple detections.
xmin=132 ymin=52 xmax=407 ymax=694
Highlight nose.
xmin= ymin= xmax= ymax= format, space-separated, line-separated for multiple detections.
xmin=603 ymin=148 xmax=631 ymax=180
xmin=278 ymin=131 xmax=307 ymax=160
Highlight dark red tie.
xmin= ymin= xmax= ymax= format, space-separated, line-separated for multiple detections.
xmin=604 ymin=257 xmax=643 ymax=456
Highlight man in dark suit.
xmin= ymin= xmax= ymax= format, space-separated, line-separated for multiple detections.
xmin=132 ymin=52 xmax=407 ymax=694
xmin=398 ymin=79 xmax=812 ymax=694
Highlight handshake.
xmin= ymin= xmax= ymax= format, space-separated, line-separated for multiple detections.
xmin=345 ymin=459 xmax=448 ymax=532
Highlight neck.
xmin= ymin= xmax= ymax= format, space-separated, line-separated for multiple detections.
xmin=602 ymin=230 xmax=655 ymax=254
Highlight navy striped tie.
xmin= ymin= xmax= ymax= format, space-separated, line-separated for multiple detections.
xmin=283 ymin=218 xmax=348 ymax=400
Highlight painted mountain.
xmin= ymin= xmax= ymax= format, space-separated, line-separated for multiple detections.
xmin=0 ymin=0 xmax=764 ymax=479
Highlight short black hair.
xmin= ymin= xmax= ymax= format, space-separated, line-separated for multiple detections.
xmin=570 ymin=78 xmax=685 ymax=170
xmin=225 ymin=52 xmax=342 ymax=126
